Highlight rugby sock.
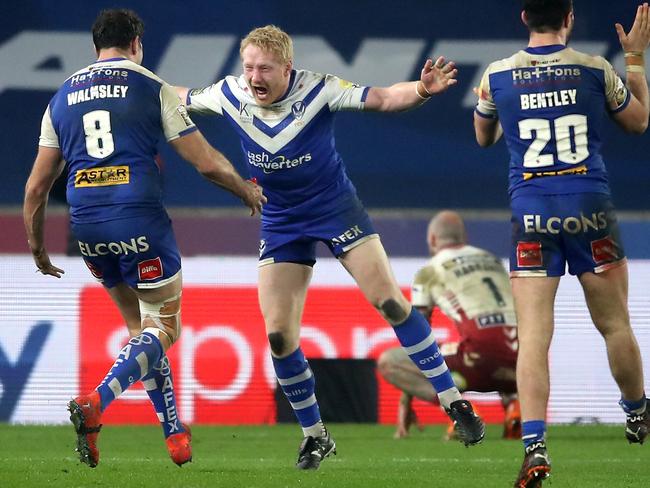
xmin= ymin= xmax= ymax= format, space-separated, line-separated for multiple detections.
xmin=619 ymin=394 xmax=647 ymax=415
xmin=522 ymin=420 xmax=546 ymax=448
xmin=272 ymin=347 xmax=325 ymax=438
xmin=96 ymin=329 xmax=163 ymax=412
xmin=392 ymin=307 xmax=461 ymax=409
xmin=141 ymin=355 xmax=185 ymax=438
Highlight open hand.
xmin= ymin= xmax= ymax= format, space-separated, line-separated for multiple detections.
xmin=616 ymin=3 xmax=650 ymax=53
xmin=419 ymin=56 xmax=458 ymax=96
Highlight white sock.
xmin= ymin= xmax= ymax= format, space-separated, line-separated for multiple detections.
xmin=302 ymin=420 xmax=326 ymax=438
xmin=438 ymin=387 xmax=463 ymax=410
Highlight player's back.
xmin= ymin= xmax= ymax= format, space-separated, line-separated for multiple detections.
xmin=413 ymin=245 xmax=516 ymax=341
xmin=477 ymin=46 xmax=629 ymax=198
xmin=44 ymin=59 xmax=192 ymax=224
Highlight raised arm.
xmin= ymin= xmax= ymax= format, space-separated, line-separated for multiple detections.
xmin=23 ymin=146 xmax=66 ymax=277
xmin=169 ymin=131 xmax=266 ymax=215
xmin=611 ymin=3 xmax=650 ymax=134
xmin=364 ymin=57 xmax=458 ymax=112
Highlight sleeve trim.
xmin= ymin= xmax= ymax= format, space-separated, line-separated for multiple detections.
xmin=474 ymin=107 xmax=498 ymax=119
xmin=609 ymin=90 xmax=632 ymax=114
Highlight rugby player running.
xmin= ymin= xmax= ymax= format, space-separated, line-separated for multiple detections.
xmin=24 ymin=9 xmax=264 ymax=469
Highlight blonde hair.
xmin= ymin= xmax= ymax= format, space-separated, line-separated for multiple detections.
xmin=240 ymin=25 xmax=293 ymax=65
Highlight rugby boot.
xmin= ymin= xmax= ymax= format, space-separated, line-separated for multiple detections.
xmin=625 ymin=399 xmax=649 ymax=444
xmin=445 ymin=403 xmax=483 ymax=441
xmin=503 ymin=399 xmax=522 ymax=440
xmin=514 ymin=441 xmax=551 ymax=488
xmin=67 ymin=391 xmax=102 ymax=468
xmin=296 ymin=430 xmax=336 ymax=469
xmin=445 ymin=399 xmax=485 ymax=446
xmin=166 ymin=422 xmax=193 ymax=466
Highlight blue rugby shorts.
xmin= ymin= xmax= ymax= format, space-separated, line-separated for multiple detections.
xmin=259 ymin=197 xmax=378 ymax=267
xmin=510 ymin=193 xmax=625 ymax=277
xmin=71 ymin=210 xmax=181 ymax=288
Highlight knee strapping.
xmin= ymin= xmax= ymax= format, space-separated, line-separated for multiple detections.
xmin=139 ymin=292 xmax=182 ymax=344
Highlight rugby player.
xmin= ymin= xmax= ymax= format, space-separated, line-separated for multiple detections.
xmin=175 ymin=25 xmax=484 ymax=469
xmin=23 ymin=9 xmax=265 ymax=468
xmin=473 ymin=1 xmax=650 ymax=486
xmin=378 ymin=211 xmax=520 ymax=441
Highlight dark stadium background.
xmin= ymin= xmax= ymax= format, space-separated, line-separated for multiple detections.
xmin=1 ymin=0 xmax=649 ymax=428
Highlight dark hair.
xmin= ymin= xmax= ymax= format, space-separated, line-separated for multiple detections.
xmin=523 ymin=0 xmax=572 ymax=32
xmin=92 ymin=9 xmax=144 ymax=51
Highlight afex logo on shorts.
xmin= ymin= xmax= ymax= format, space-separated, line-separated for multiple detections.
xmin=517 ymin=241 xmax=543 ymax=268
xmin=138 ymin=257 xmax=163 ymax=281
xmin=74 ymin=165 xmax=129 ymax=187
xmin=591 ymin=235 xmax=618 ymax=264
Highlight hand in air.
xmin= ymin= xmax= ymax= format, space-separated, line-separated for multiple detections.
xmin=419 ymin=56 xmax=458 ymax=96
xmin=32 ymin=248 xmax=65 ymax=278
xmin=242 ymin=178 xmax=267 ymax=216
xmin=616 ymin=3 xmax=650 ymax=53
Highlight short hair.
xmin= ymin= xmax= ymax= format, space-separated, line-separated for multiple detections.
xmin=92 ymin=9 xmax=144 ymax=51
xmin=428 ymin=211 xmax=466 ymax=246
xmin=523 ymin=0 xmax=572 ymax=32
xmin=240 ymin=25 xmax=293 ymax=65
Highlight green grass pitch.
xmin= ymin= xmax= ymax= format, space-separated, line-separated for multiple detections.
xmin=0 ymin=423 xmax=646 ymax=487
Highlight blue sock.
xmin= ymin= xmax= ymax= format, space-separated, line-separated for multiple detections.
xmin=522 ymin=420 xmax=546 ymax=448
xmin=96 ymin=330 xmax=163 ymax=411
xmin=619 ymin=394 xmax=647 ymax=415
xmin=273 ymin=347 xmax=321 ymax=430
xmin=392 ymin=307 xmax=460 ymax=407
xmin=141 ymin=355 xmax=185 ymax=438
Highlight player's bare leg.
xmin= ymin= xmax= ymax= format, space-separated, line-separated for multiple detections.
xmin=579 ymin=263 xmax=648 ymax=444
xmin=341 ymin=238 xmax=484 ymax=445
xmin=378 ymin=348 xmax=438 ymax=402
xmin=511 ymin=276 xmax=559 ymax=486
xmin=258 ymin=262 xmax=310 ymax=357
xmin=258 ymin=263 xmax=335 ymax=469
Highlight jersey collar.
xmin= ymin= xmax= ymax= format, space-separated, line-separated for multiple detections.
xmin=95 ymin=57 xmax=128 ymax=63
xmin=524 ymin=44 xmax=566 ymax=55
xmin=274 ymin=70 xmax=297 ymax=104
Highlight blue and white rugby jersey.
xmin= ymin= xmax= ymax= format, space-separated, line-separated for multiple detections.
xmin=187 ymin=70 xmax=370 ymax=223
xmin=39 ymin=58 xmax=197 ymax=224
xmin=476 ymin=45 xmax=630 ymax=198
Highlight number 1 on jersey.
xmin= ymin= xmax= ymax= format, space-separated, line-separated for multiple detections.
xmin=482 ymin=277 xmax=506 ymax=307
xmin=83 ymin=110 xmax=115 ymax=159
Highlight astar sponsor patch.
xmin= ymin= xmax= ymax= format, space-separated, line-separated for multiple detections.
xmin=74 ymin=166 xmax=129 ymax=187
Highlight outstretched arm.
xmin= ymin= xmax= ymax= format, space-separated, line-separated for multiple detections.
xmin=169 ymin=131 xmax=266 ymax=215
xmin=23 ymin=146 xmax=66 ymax=277
xmin=364 ymin=57 xmax=458 ymax=112
xmin=612 ymin=3 xmax=650 ymax=133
